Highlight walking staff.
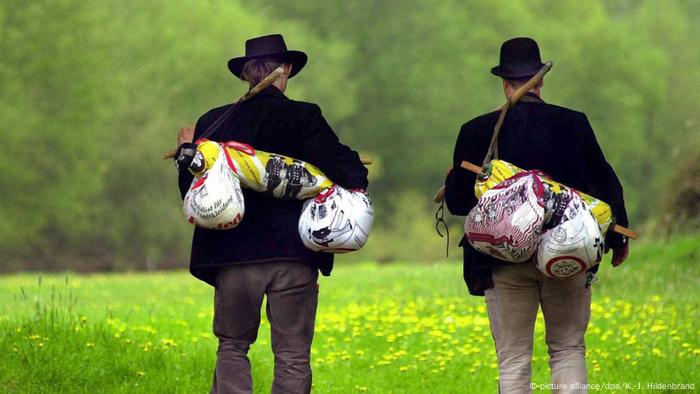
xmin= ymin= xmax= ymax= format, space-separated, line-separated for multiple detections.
xmin=444 ymin=37 xmax=629 ymax=393
xmin=173 ymin=34 xmax=368 ymax=393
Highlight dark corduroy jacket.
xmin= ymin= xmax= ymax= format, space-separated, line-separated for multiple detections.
xmin=445 ymin=94 xmax=628 ymax=296
xmin=177 ymin=86 xmax=368 ymax=286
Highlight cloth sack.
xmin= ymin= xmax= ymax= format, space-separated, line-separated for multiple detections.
xmin=184 ymin=144 xmax=245 ymax=230
xmin=536 ymin=192 xmax=604 ymax=278
xmin=465 ymin=172 xmax=546 ymax=262
xmin=475 ymin=159 xmax=613 ymax=234
xmin=298 ymin=185 xmax=374 ymax=253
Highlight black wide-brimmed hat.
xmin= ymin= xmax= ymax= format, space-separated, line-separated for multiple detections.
xmin=491 ymin=37 xmax=545 ymax=78
xmin=228 ymin=34 xmax=308 ymax=79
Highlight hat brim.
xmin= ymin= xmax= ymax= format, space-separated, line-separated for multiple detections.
xmin=490 ymin=63 xmax=545 ymax=79
xmin=228 ymin=50 xmax=308 ymax=79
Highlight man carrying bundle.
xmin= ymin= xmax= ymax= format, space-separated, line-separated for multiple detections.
xmin=444 ymin=37 xmax=629 ymax=393
xmin=174 ymin=34 xmax=368 ymax=393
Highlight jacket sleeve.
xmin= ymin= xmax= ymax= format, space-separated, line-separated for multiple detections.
xmin=177 ymin=115 xmax=209 ymax=199
xmin=574 ymin=115 xmax=629 ymax=248
xmin=301 ymin=105 xmax=369 ymax=190
xmin=445 ymin=123 xmax=480 ymax=216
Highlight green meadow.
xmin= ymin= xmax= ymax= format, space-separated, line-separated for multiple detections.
xmin=1 ymin=237 xmax=698 ymax=393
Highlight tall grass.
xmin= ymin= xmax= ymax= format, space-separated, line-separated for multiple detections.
xmin=0 ymin=237 xmax=698 ymax=393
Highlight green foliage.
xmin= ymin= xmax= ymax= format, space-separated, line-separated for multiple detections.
xmin=657 ymin=148 xmax=700 ymax=234
xmin=350 ymin=191 xmax=463 ymax=263
xmin=1 ymin=0 xmax=699 ymax=268
xmin=0 ymin=0 xmax=356 ymax=269
xmin=1 ymin=238 xmax=698 ymax=392
xmin=257 ymin=0 xmax=700 ymax=224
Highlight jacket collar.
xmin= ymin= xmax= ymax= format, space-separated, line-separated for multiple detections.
xmin=520 ymin=91 xmax=544 ymax=103
xmin=253 ymin=85 xmax=288 ymax=100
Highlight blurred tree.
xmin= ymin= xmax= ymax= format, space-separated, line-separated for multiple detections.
xmin=0 ymin=0 xmax=356 ymax=270
xmin=254 ymin=0 xmax=699 ymax=225
xmin=1 ymin=0 xmax=698 ymax=269
xmin=0 ymin=0 xmax=115 ymax=269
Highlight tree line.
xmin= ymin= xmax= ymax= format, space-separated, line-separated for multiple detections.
xmin=1 ymin=0 xmax=698 ymax=270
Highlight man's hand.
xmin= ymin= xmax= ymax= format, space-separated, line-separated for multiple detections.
xmin=611 ymin=244 xmax=629 ymax=267
xmin=177 ymin=126 xmax=195 ymax=146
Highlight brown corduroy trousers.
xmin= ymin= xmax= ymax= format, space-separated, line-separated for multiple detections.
xmin=485 ymin=263 xmax=591 ymax=394
xmin=211 ymin=261 xmax=319 ymax=394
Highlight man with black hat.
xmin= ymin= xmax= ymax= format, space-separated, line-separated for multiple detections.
xmin=174 ymin=34 xmax=368 ymax=394
xmin=444 ymin=37 xmax=629 ymax=393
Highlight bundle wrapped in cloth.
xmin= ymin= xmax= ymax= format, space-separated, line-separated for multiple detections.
xmin=536 ymin=192 xmax=603 ymax=278
xmin=465 ymin=159 xmax=612 ymax=277
xmin=190 ymin=139 xmax=333 ymax=200
xmin=465 ymin=172 xmax=547 ymax=263
xmin=183 ymin=144 xmax=245 ymax=230
xmin=183 ymin=140 xmax=373 ymax=253
xmin=298 ymin=184 xmax=374 ymax=253
xmin=474 ymin=160 xmax=612 ymax=234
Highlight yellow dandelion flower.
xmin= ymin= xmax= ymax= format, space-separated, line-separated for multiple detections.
xmin=652 ymin=348 xmax=664 ymax=357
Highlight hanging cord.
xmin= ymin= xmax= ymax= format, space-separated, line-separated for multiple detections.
xmin=434 ymin=199 xmax=450 ymax=258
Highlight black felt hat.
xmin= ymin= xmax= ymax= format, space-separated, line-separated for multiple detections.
xmin=227 ymin=34 xmax=308 ymax=79
xmin=491 ymin=37 xmax=545 ymax=78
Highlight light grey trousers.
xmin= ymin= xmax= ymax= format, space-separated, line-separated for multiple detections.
xmin=485 ymin=263 xmax=591 ymax=394
xmin=211 ymin=261 xmax=319 ymax=394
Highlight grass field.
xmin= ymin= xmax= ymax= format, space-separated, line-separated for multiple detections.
xmin=1 ymin=237 xmax=698 ymax=393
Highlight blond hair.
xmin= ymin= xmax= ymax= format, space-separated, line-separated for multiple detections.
xmin=241 ymin=57 xmax=282 ymax=87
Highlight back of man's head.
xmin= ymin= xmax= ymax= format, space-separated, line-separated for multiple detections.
xmin=504 ymin=76 xmax=543 ymax=90
xmin=241 ymin=57 xmax=283 ymax=88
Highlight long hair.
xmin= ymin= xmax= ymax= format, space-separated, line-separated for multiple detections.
xmin=241 ymin=57 xmax=282 ymax=88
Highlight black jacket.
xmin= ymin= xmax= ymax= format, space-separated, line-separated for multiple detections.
xmin=445 ymin=94 xmax=628 ymax=296
xmin=178 ymin=86 xmax=368 ymax=286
